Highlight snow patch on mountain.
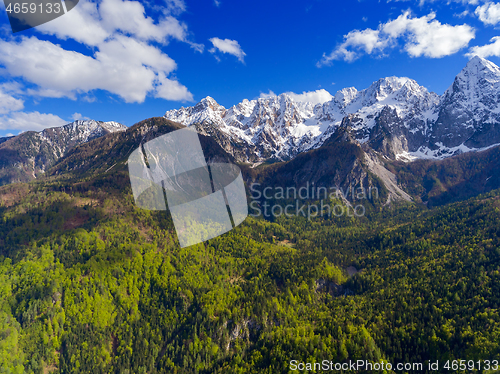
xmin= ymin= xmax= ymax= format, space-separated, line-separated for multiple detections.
xmin=36 ymin=120 xmax=127 ymax=158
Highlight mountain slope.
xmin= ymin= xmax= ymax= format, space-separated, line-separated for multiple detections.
xmin=49 ymin=117 xmax=235 ymax=181
xmin=431 ymin=56 xmax=500 ymax=151
xmin=388 ymin=143 xmax=500 ymax=207
xmin=47 ymin=116 xmax=500 ymax=211
xmin=0 ymin=120 xmax=126 ymax=186
xmin=245 ymin=119 xmax=412 ymax=208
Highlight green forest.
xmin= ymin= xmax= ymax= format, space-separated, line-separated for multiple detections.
xmin=1 ymin=164 xmax=500 ymax=373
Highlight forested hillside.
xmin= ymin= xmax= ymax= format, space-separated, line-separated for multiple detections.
xmin=1 ymin=151 xmax=500 ymax=373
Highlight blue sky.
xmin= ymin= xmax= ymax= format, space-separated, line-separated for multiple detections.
xmin=1 ymin=0 xmax=500 ymax=137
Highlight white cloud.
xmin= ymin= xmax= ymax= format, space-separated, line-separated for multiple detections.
xmin=36 ymin=0 xmax=191 ymax=45
xmin=475 ymin=2 xmax=500 ymax=25
xmin=155 ymin=72 xmax=194 ymax=101
xmin=467 ymin=36 xmax=500 ymax=57
xmin=318 ymin=11 xmax=475 ymax=65
xmin=71 ymin=112 xmax=91 ymax=121
xmin=259 ymin=90 xmax=277 ymax=99
xmin=0 ymin=85 xmax=24 ymax=115
xmin=0 ymin=35 xmax=192 ymax=103
xmin=0 ymin=82 xmax=23 ymax=95
xmin=164 ymin=0 xmax=187 ymax=16
xmin=209 ymin=37 xmax=246 ymax=63
xmin=82 ymin=95 xmax=97 ymax=103
xmin=454 ymin=10 xmax=470 ymax=18
xmin=36 ymin=0 xmax=108 ymax=46
xmin=0 ymin=111 xmax=67 ymax=131
xmin=286 ymin=89 xmax=333 ymax=105
xmin=0 ymin=0 xmax=196 ymax=103
xmin=100 ymin=0 xmax=188 ymax=42
xmin=26 ymin=88 xmax=76 ymax=99
xmin=214 ymin=0 xmax=221 ymax=7
xmin=389 ymin=12 xmax=475 ymax=58
xmin=387 ymin=0 xmax=479 ymax=5
xmin=322 ymin=28 xmax=390 ymax=63
xmin=0 ymin=82 xmax=68 ymax=132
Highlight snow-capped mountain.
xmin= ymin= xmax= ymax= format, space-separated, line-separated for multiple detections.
xmin=165 ymin=56 xmax=500 ymax=163
xmin=0 ymin=120 xmax=126 ymax=185
xmin=164 ymin=94 xmax=323 ymax=162
xmin=37 ymin=120 xmax=126 ymax=159
xmin=426 ymin=56 xmax=500 ymax=157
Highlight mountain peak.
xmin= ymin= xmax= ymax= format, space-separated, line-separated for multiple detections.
xmin=359 ymin=76 xmax=411 ymax=106
xmin=334 ymin=87 xmax=358 ymax=107
xmin=445 ymin=56 xmax=500 ymax=101
xmin=458 ymin=55 xmax=500 ymax=82
xmin=200 ymin=96 xmax=218 ymax=104
xmin=163 ymin=57 xmax=500 ymax=164
xmin=194 ymin=96 xmax=224 ymax=112
xmin=370 ymin=76 xmax=410 ymax=92
xmin=465 ymin=55 xmax=500 ymax=72
xmin=41 ymin=119 xmax=126 ymax=140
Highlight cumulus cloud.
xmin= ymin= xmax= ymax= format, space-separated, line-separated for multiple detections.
xmin=99 ymin=0 xmax=189 ymax=42
xmin=0 ymin=84 xmax=24 ymax=114
xmin=209 ymin=37 xmax=246 ymax=63
xmin=72 ymin=112 xmax=91 ymax=121
xmin=0 ymin=0 xmax=196 ymax=103
xmin=0 ymin=111 xmax=67 ymax=131
xmin=321 ymin=28 xmax=390 ymax=63
xmin=286 ymin=89 xmax=333 ymax=105
xmin=36 ymin=0 xmax=108 ymax=46
xmin=259 ymin=90 xmax=277 ymax=99
xmin=0 ymin=82 xmax=68 ymax=132
xmin=0 ymin=35 xmax=192 ymax=103
xmin=318 ymin=11 xmax=475 ymax=65
xmin=387 ymin=12 xmax=475 ymax=58
xmin=454 ymin=10 xmax=470 ymax=18
xmin=164 ymin=0 xmax=187 ymax=15
xmin=155 ymin=72 xmax=194 ymax=101
xmin=36 ymin=0 xmax=192 ymax=45
xmin=467 ymin=36 xmax=500 ymax=57
xmin=387 ymin=0 xmax=479 ymax=5
xmin=475 ymin=2 xmax=500 ymax=25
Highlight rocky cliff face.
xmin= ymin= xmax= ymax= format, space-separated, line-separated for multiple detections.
xmin=432 ymin=56 xmax=500 ymax=150
xmin=245 ymin=121 xmax=412 ymax=207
